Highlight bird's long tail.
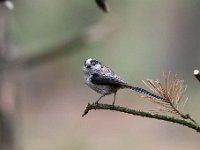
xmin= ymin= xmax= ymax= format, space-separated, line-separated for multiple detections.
xmin=126 ymin=85 xmax=164 ymax=100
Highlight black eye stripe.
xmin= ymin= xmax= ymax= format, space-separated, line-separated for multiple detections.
xmin=91 ymin=60 xmax=98 ymax=65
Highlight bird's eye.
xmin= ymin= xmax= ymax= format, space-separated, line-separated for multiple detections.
xmin=91 ymin=61 xmax=96 ymax=66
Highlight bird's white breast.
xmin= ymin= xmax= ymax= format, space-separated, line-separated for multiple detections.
xmin=84 ymin=75 xmax=115 ymax=95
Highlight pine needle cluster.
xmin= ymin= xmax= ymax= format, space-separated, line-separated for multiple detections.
xmin=142 ymin=72 xmax=196 ymax=124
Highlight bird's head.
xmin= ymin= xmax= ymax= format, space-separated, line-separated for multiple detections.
xmin=83 ymin=58 xmax=102 ymax=74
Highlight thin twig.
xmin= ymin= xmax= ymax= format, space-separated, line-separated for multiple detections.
xmin=194 ymin=69 xmax=200 ymax=82
xmin=82 ymin=103 xmax=200 ymax=132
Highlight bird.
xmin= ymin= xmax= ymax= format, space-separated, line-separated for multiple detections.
xmin=83 ymin=58 xmax=164 ymax=105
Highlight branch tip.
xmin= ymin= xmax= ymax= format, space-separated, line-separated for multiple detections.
xmin=194 ymin=69 xmax=199 ymax=75
xmin=194 ymin=69 xmax=200 ymax=82
xmin=82 ymin=103 xmax=92 ymax=117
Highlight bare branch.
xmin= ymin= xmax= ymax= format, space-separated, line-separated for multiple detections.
xmin=82 ymin=103 xmax=200 ymax=132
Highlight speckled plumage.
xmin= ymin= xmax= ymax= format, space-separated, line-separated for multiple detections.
xmin=83 ymin=58 xmax=164 ymax=104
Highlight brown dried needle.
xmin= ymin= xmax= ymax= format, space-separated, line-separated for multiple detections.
xmin=142 ymin=72 xmax=197 ymax=124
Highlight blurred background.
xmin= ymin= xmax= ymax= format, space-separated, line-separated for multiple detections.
xmin=0 ymin=0 xmax=200 ymax=150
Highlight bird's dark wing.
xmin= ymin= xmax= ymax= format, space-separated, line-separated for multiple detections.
xmin=90 ymin=73 xmax=126 ymax=87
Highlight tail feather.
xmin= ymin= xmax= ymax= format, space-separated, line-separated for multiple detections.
xmin=126 ymin=85 xmax=164 ymax=100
